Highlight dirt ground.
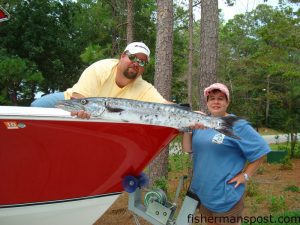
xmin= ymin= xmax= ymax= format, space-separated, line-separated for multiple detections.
xmin=94 ymin=159 xmax=300 ymax=225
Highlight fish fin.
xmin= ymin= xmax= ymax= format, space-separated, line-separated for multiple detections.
xmin=179 ymin=103 xmax=190 ymax=108
xmin=105 ymin=103 xmax=124 ymax=113
xmin=222 ymin=115 xmax=241 ymax=126
xmin=217 ymin=116 xmax=241 ymax=139
xmin=216 ymin=128 xmax=240 ymax=140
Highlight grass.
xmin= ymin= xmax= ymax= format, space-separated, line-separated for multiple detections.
xmin=284 ymin=185 xmax=300 ymax=193
xmin=269 ymin=142 xmax=300 ymax=159
xmin=269 ymin=143 xmax=289 ymax=151
xmin=268 ymin=195 xmax=288 ymax=213
xmin=168 ymin=152 xmax=191 ymax=172
xmin=246 ymin=180 xmax=259 ymax=197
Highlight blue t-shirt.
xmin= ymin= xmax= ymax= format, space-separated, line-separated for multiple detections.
xmin=190 ymin=118 xmax=271 ymax=213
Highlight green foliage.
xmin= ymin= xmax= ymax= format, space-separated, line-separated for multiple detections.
xmin=80 ymin=44 xmax=112 ymax=64
xmin=168 ymin=153 xmax=191 ymax=172
xmin=270 ymin=141 xmax=300 ymax=160
xmin=0 ymin=53 xmax=43 ymax=105
xmin=280 ymin=156 xmax=294 ymax=170
xmin=218 ymin=4 xmax=300 ymax=155
xmin=284 ymin=185 xmax=300 ymax=193
xmin=255 ymin=194 xmax=266 ymax=204
xmin=270 ymin=142 xmax=290 ymax=151
xmin=268 ymin=195 xmax=287 ymax=213
xmin=0 ymin=0 xmax=161 ymax=105
xmin=256 ymin=166 xmax=265 ymax=175
xmin=153 ymin=176 xmax=168 ymax=192
xmin=246 ymin=180 xmax=259 ymax=197
xmin=295 ymin=143 xmax=300 ymax=158
xmin=0 ymin=0 xmax=85 ymax=103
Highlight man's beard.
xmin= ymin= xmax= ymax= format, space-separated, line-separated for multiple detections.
xmin=123 ymin=68 xmax=138 ymax=80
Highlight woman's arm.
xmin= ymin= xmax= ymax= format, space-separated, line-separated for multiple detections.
xmin=228 ymin=156 xmax=265 ymax=188
xmin=182 ymin=132 xmax=193 ymax=153
xmin=182 ymin=112 xmax=206 ymax=153
xmin=243 ymin=156 xmax=265 ymax=178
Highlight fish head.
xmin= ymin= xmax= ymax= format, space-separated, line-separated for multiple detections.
xmin=55 ymin=99 xmax=90 ymax=112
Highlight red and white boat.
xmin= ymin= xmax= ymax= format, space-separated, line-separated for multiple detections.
xmin=0 ymin=106 xmax=178 ymax=225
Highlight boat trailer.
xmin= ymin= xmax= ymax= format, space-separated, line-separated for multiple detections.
xmin=123 ymin=174 xmax=199 ymax=225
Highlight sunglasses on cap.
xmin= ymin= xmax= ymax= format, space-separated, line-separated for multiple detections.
xmin=125 ymin=52 xmax=147 ymax=67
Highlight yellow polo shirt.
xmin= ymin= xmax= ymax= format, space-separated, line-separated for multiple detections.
xmin=64 ymin=59 xmax=165 ymax=103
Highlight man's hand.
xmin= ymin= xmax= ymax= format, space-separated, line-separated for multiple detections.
xmin=71 ymin=110 xmax=90 ymax=119
xmin=70 ymin=93 xmax=91 ymax=119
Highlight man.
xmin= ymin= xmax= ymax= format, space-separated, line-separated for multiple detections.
xmin=31 ymin=42 xmax=167 ymax=117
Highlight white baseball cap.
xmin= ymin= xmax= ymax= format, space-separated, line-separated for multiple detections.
xmin=124 ymin=42 xmax=150 ymax=61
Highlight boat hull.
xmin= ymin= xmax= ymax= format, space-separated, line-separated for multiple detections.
xmin=0 ymin=106 xmax=179 ymax=224
xmin=0 ymin=194 xmax=120 ymax=225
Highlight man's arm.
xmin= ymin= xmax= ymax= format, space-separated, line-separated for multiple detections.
xmin=71 ymin=92 xmax=85 ymax=99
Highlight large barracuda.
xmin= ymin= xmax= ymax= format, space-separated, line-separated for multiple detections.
xmin=56 ymin=97 xmax=240 ymax=139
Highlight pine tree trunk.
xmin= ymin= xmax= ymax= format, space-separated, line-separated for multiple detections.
xmin=188 ymin=0 xmax=194 ymax=108
xmin=110 ymin=0 xmax=118 ymax=56
xmin=148 ymin=0 xmax=173 ymax=189
xmin=265 ymin=74 xmax=270 ymax=127
xmin=199 ymin=0 xmax=218 ymax=112
xmin=126 ymin=0 xmax=134 ymax=43
xmin=154 ymin=0 xmax=173 ymax=97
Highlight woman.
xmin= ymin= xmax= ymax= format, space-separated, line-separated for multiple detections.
xmin=182 ymin=83 xmax=271 ymax=225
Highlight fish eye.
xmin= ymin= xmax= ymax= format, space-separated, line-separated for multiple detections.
xmin=80 ymin=99 xmax=88 ymax=105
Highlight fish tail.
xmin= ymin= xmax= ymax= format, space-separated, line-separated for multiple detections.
xmin=216 ymin=116 xmax=241 ymax=139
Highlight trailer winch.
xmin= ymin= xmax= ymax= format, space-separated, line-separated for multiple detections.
xmin=123 ymin=174 xmax=199 ymax=225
